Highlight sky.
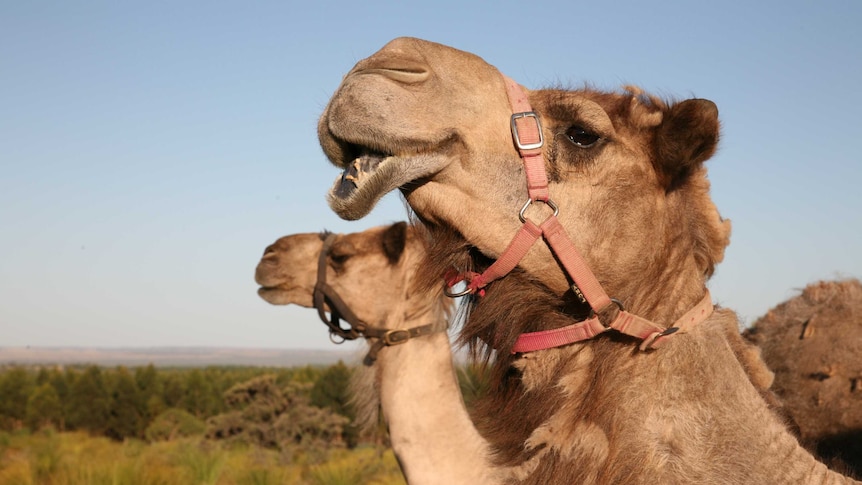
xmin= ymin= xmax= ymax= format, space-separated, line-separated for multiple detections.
xmin=1 ymin=1 xmax=860 ymax=351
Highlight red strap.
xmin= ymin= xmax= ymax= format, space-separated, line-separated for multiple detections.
xmin=447 ymin=73 xmax=714 ymax=353
xmin=511 ymin=316 xmax=607 ymax=353
xmin=640 ymin=291 xmax=714 ymax=350
xmin=513 ymin=292 xmax=714 ymax=353
xmin=466 ymin=220 xmax=542 ymax=292
xmin=504 ymin=75 xmax=549 ymax=201
xmin=540 ymin=217 xmax=612 ymax=311
xmin=609 ymin=310 xmax=664 ymax=339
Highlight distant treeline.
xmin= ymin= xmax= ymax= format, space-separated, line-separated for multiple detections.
xmin=0 ymin=362 xmax=358 ymax=451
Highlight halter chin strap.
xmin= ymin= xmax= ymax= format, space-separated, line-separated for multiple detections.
xmin=446 ymin=75 xmax=714 ymax=353
xmin=314 ymin=233 xmax=448 ymax=364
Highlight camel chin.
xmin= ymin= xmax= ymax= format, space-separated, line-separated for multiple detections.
xmin=256 ymin=286 xmax=312 ymax=307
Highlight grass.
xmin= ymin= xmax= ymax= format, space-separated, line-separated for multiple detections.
xmin=0 ymin=430 xmax=404 ymax=485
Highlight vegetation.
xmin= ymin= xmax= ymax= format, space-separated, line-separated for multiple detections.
xmin=0 ymin=360 xmax=486 ymax=484
xmin=0 ymin=364 xmax=337 ymax=440
xmin=0 ymin=429 xmax=406 ymax=485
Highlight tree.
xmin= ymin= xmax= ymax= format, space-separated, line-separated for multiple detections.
xmin=35 ymin=368 xmax=50 ymax=386
xmin=135 ymin=364 xmax=165 ymax=421
xmin=161 ymin=372 xmax=185 ymax=409
xmin=310 ymin=361 xmax=353 ymax=417
xmin=66 ymin=365 xmax=110 ymax=434
xmin=310 ymin=361 xmax=358 ymax=446
xmin=106 ymin=366 xmax=144 ymax=440
xmin=181 ymin=369 xmax=218 ymax=418
xmin=206 ymin=374 xmax=348 ymax=454
xmin=25 ymin=383 xmax=62 ymax=431
xmin=207 ymin=374 xmax=288 ymax=448
xmin=0 ymin=367 xmax=33 ymax=429
xmin=275 ymin=381 xmax=349 ymax=451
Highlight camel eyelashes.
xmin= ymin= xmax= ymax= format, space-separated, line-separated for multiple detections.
xmin=564 ymin=125 xmax=600 ymax=148
xmin=329 ymin=253 xmax=350 ymax=265
xmin=328 ymin=245 xmax=354 ymax=266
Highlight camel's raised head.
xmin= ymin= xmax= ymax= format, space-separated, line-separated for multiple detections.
xmin=319 ymin=37 xmax=730 ymax=306
xmin=319 ymin=37 xmax=514 ymax=221
xmin=255 ymin=222 xmax=415 ymax=323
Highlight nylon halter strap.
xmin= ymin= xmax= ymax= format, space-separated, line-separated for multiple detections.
xmin=313 ymin=233 xmax=448 ymax=364
xmin=447 ymin=75 xmax=714 ymax=353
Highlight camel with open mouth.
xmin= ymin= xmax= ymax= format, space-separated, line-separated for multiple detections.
xmin=255 ymin=222 xmax=500 ymax=484
xmin=316 ymin=37 xmax=859 ymax=484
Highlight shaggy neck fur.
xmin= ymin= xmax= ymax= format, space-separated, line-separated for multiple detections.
xmin=414 ymin=220 xmax=857 ymax=484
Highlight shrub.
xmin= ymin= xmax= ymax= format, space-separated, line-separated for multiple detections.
xmin=145 ymin=408 xmax=206 ymax=442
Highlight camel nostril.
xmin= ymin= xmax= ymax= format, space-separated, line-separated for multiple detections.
xmin=262 ymin=244 xmax=277 ymax=258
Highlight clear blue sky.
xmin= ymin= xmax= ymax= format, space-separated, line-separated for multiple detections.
xmin=2 ymin=1 xmax=860 ymax=350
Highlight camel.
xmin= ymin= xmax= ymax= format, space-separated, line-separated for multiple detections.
xmin=745 ymin=279 xmax=862 ymax=476
xmin=316 ymin=37 xmax=860 ymax=484
xmin=254 ymin=222 xmax=501 ymax=484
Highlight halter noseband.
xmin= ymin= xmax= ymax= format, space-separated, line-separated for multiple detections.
xmin=313 ymin=232 xmax=447 ymax=364
xmin=445 ymin=75 xmax=714 ymax=353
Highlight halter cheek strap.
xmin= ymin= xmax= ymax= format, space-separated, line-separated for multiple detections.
xmin=446 ymin=75 xmax=714 ymax=353
xmin=314 ymin=233 xmax=448 ymax=364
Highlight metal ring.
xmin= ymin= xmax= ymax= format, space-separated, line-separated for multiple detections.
xmin=444 ymin=281 xmax=473 ymax=298
xmin=589 ymin=298 xmax=626 ymax=328
xmin=519 ymin=198 xmax=560 ymax=224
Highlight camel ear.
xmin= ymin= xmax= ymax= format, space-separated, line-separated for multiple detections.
xmin=381 ymin=222 xmax=408 ymax=264
xmin=655 ymin=98 xmax=719 ymax=188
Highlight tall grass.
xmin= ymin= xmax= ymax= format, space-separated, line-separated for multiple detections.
xmin=0 ymin=431 xmax=404 ymax=485
xmin=306 ymin=448 xmax=405 ymax=485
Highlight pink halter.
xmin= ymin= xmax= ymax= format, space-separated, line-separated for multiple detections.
xmin=446 ymin=75 xmax=713 ymax=353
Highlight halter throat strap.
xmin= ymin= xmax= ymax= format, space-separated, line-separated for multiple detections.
xmin=446 ymin=75 xmax=714 ymax=353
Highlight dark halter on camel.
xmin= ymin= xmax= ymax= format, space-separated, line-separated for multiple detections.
xmin=313 ymin=232 xmax=447 ymax=365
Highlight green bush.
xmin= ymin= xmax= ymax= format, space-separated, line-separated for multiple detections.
xmin=145 ymin=408 xmax=206 ymax=442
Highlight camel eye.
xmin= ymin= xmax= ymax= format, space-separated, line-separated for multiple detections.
xmin=565 ymin=126 xmax=600 ymax=148
xmin=328 ymin=244 xmax=354 ymax=267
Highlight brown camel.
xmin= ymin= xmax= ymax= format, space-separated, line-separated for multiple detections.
xmin=316 ymin=37 xmax=859 ymax=484
xmin=255 ymin=222 xmax=500 ymax=484
xmin=745 ymin=279 xmax=862 ymax=476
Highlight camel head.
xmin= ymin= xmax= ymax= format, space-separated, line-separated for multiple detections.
xmin=255 ymin=222 xmax=418 ymax=325
xmin=319 ymin=37 xmax=731 ymax=320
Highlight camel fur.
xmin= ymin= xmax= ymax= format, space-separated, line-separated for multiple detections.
xmin=316 ymin=37 xmax=859 ymax=484
xmin=745 ymin=279 xmax=862 ymax=476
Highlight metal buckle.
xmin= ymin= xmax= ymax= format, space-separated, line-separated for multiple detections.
xmin=519 ymin=198 xmax=559 ymax=224
xmin=382 ymin=329 xmax=410 ymax=346
xmin=511 ymin=112 xmax=544 ymax=151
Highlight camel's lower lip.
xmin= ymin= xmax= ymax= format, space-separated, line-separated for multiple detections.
xmin=333 ymin=152 xmax=389 ymax=199
xmin=325 ymin=137 xmax=455 ymax=220
xmin=327 ymin=153 xmax=411 ymax=221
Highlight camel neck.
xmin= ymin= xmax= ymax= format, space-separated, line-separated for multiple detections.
xmin=376 ymin=298 xmax=500 ymax=485
xmin=488 ymin=310 xmax=860 ymax=484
